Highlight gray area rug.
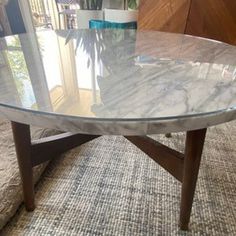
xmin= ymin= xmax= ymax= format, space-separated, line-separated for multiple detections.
xmin=1 ymin=122 xmax=236 ymax=235
xmin=0 ymin=119 xmax=59 ymax=230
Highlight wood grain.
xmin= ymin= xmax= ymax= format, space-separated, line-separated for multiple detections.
xmin=11 ymin=122 xmax=35 ymax=211
xmin=185 ymin=0 xmax=236 ymax=45
xmin=31 ymin=132 xmax=99 ymax=166
xmin=125 ymin=136 xmax=184 ymax=182
xmin=180 ymin=128 xmax=207 ymax=230
xmin=138 ymin=0 xmax=191 ymax=33
xmin=138 ymin=0 xmax=236 ymax=45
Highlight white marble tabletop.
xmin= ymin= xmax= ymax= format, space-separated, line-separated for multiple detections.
xmin=0 ymin=29 xmax=236 ymax=135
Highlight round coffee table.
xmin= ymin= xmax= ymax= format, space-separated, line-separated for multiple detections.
xmin=0 ymin=30 xmax=236 ymax=230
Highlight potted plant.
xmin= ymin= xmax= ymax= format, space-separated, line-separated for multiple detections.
xmin=79 ymin=0 xmax=139 ymax=10
xmin=79 ymin=0 xmax=103 ymax=10
xmin=127 ymin=0 xmax=139 ymax=10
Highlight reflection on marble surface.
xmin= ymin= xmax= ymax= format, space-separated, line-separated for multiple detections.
xmin=0 ymin=29 xmax=236 ymax=134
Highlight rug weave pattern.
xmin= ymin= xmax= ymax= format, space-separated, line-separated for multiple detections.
xmin=0 ymin=119 xmax=59 ymax=230
xmin=2 ymin=122 xmax=236 ymax=235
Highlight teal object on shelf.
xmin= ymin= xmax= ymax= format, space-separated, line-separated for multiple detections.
xmin=89 ymin=20 xmax=137 ymax=29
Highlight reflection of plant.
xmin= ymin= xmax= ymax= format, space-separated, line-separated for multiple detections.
xmin=65 ymin=30 xmax=105 ymax=71
xmin=58 ymin=29 xmax=138 ymax=116
xmin=62 ymin=29 xmax=136 ymax=73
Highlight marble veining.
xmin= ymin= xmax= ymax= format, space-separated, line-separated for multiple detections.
xmin=0 ymin=29 xmax=236 ymax=135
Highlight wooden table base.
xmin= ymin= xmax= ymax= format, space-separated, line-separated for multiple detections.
xmin=11 ymin=121 xmax=207 ymax=230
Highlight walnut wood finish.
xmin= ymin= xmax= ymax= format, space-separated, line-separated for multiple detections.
xmin=138 ymin=0 xmax=236 ymax=45
xmin=11 ymin=121 xmax=207 ymax=230
xmin=31 ymin=132 xmax=99 ymax=166
xmin=127 ymin=130 xmax=207 ymax=230
xmin=11 ymin=121 xmax=99 ymax=211
xmin=138 ymin=0 xmax=191 ymax=33
xmin=180 ymin=128 xmax=207 ymax=230
xmin=125 ymin=136 xmax=184 ymax=182
xmin=185 ymin=0 xmax=236 ymax=45
xmin=11 ymin=122 xmax=35 ymax=211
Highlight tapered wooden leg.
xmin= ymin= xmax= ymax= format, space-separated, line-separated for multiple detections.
xmin=179 ymin=128 xmax=207 ymax=230
xmin=10 ymin=119 xmax=207 ymax=229
xmin=11 ymin=122 xmax=35 ymax=211
xmin=11 ymin=121 xmax=99 ymax=212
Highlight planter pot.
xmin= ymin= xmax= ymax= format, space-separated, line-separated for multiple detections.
xmin=104 ymin=9 xmax=138 ymax=23
xmin=76 ymin=9 xmax=103 ymax=29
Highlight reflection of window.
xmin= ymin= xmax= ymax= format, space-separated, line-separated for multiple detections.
xmin=38 ymin=31 xmax=79 ymax=113
xmin=0 ymin=52 xmax=5 ymax=67
xmin=5 ymin=36 xmax=36 ymax=108
xmin=38 ymin=31 xmax=79 ymax=112
xmin=38 ymin=31 xmax=63 ymax=94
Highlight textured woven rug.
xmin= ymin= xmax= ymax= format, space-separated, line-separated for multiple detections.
xmin=1 ymin=122 xmax=236 ymax=235
xmin=0 ymin=119 xmax=59 ymax=230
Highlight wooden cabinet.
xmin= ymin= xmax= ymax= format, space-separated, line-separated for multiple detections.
xmin=138 ymin=0 xmax=236 ymax=45
xmin=138 ymin=0 xmax=191 ymax=33
xmin=185 ymin=0 xmax=236 ymax=45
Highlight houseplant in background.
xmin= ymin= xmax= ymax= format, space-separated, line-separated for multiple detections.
xmin=128 ymin=0 xmax=139 ymax=10
xmin=79 ymin=0 xmax=139 ymax=10
xmin=79 ymin=0 xmax=103 ymax=10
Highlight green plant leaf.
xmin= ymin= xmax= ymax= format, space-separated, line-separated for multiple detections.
xmin=128 ymin=0 xmax=137 ymax=9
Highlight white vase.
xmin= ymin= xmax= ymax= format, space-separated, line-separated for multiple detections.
xmin=104 ymin=9 xmax=138 ymax=23
xmin=76 ymin=10 xmax=104 ymax=29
